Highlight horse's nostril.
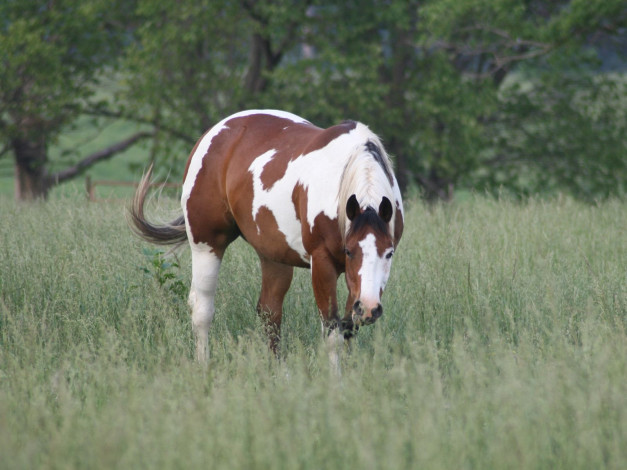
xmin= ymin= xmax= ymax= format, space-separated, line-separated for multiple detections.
xmin=371 ymin=304 xmax=383 ymax=319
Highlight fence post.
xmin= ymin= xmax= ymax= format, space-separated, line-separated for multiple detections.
xmin=85 ymin=175 xmax=94 ymax=201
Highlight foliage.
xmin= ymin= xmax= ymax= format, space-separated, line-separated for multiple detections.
xmin=1 ymin=0 xmax=625 ymax=200
xmin=0 ymin=0 xmax=129 ymax=131
xmin=0 ymin=0 xmax=141 ymax=199
xmin=121 ymin=0 xmax=626 ymax=201
xmin=420 ymin=0 xmax=627 ymax=200
xmin=1 ymin=195 xmax=626 ymax=468
xmin=121 ymin=0 xmax=314 ymax=164
xmin=139 ymin=247 xmax=188 ymax=302
xmin=484 ymin=72 xmax=627 ymax=200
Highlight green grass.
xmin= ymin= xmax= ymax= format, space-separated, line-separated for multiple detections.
xmin=1 ymin=195 xmax=626 ymax=469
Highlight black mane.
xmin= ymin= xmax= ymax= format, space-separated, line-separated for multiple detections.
xmin=365 ymin=140 xmax=393 ymax=185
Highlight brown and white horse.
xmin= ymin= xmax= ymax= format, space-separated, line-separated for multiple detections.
xmin=130 ymin=110 xmax=404 ymax=362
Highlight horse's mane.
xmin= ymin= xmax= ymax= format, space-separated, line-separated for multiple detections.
xmin=337 ymin=126 xmax=396 ymax=243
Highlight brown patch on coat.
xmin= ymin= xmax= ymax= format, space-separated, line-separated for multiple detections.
xmin=203 ymin=114 xmax=320 ymax=193
xmin=251 ymin=206 xmax=309 ymax=267
xmin=186 ymin=124 xmax=242 ymax=250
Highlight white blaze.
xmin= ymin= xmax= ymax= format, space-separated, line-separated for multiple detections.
xmin=357 ymin=234 xmax=393 ymax=308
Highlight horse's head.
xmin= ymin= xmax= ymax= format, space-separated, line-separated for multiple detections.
xmin=343 ymin=194 xmax=395 ymax=328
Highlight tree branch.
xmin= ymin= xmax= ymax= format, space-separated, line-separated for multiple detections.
xmin=240 ymin=0 xmax=312 ymax=96
xmin=460 ymin=24 xmax=551 ymax=49
xmin=433 ymin=23 xmax=555 ymax=85
xmin=50 ymin=131 xmax=152 ymax=185
xmin=81 ymin=107 xmax=197 ymax=145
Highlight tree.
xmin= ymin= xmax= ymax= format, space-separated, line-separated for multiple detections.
xmin=481 ymin=68 xmax=627 ymax=201
xmin=275 ymin=0 xmax=497 ymax=200
xmin=420 ymin=0 xmax=627 ymax=200
xmin=125 ymin=0 xmax=625 ymax=201
xmin=0 ymin=0 xmax=149 ymax=200
xmin=120 ymin=0 xmax=314 ymax=168
xmin=283 ymin=0 xmax=627 ymax=200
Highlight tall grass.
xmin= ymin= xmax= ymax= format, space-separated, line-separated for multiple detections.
xmin=0 ymin=195 xmax=625 ymax=469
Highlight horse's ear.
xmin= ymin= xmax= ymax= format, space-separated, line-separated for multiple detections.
xmin=379 ymin=196 xmax=393 ymax=223
xmin=346 ymin=194 xmax=360 ymax=221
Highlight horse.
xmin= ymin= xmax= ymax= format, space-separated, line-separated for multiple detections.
xmin=129 ymin=109 xmax=404 ymax=363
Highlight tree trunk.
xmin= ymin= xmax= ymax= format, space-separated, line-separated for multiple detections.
xmin=11 ymin=131 xmax=151 ymax=201
xmin=244 ymin=33 xmax=268 ymax=95
xmin=12 ymin=137 xmax=49 ymax=200
xmin=416 ymin=169 xmax=455 ymax=203
xmin=387 ymin=136 xmax=410 ymax=193
xmin=382 ymin=8 xmax=417 ymax=195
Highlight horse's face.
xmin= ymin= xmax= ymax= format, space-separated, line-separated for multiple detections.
xmin=344 ymin=195 xmax=394 ymax=327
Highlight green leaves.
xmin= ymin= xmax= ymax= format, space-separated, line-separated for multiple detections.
xmin=139 ymin=248 xmax=188 ymax=302
xmin=485 ymin=73 xmax=627 ymax=200
xmin=0 ymin=0 xmax=132 ymax=153
xmin=2 ymin=0 xmax=625 ymax=201
xmin=0 ymin=0 xmax=131 ymax=118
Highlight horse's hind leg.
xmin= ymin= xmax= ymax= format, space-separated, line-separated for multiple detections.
xmin=189 ymin=245 xmax=222 ymax=363
xmin=257 ymin=257 xmax=294 ymax=355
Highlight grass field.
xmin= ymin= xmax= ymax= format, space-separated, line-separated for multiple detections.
xmin=1 ymin=195 xmax=626 ymax=469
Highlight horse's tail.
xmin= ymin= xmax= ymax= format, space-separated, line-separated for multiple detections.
xmin=128 ymin=165 xmax=188 ymax=247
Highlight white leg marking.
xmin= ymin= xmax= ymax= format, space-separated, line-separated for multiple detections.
xmin=189 ymin=247 xmax=221 ymax=363
xmin=325 ymin=325 xmax=344 ymax=376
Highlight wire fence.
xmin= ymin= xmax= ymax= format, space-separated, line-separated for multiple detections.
xmin=85 ymin=175 xmax=180 ymax=202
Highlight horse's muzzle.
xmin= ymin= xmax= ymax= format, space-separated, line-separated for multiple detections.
xmin=352 ymin=300 xmax=383 ymax=326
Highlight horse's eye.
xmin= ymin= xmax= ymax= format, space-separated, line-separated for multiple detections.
xmin=385 ymin=250 xmax=394 ymax=260
xmin=344 ymin=248 xmax=353 ymax=258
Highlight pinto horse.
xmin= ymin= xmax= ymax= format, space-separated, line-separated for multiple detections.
xmin=130 ymin=110 xmax=404 ymax=362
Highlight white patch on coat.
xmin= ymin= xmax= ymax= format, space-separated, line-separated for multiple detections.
xmin=357 ymin=233 xmax=393 ymax=308
xmin=248 ymin=148 xmax=309 ymax=261
xmin=246 ymin=130 xmax=351 ymax=260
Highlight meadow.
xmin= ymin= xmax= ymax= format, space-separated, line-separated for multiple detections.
xmin=0 ymin=193 xmax=625 ymax=469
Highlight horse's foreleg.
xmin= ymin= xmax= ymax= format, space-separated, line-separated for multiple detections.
xmin=189 ymin=246 xmax=222 ymax=363
xmin=257 ymin=257 xmax=294 ymax=355
xmin=311 ymin=251 xmax=343 ymax=373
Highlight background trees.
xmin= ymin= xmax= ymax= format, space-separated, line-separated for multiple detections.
xmin=0 ymin=0 xmax=146 ymax=200
xmin=1 ymin=0 xmax=625 ymax=201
